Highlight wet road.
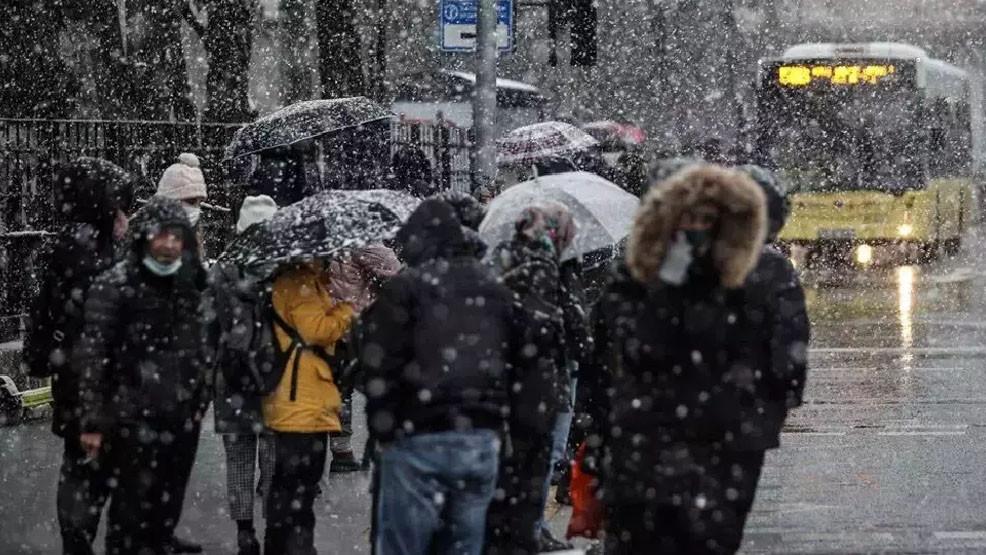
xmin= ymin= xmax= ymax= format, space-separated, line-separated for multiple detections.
xmin=746 ymin=230 xmax=986 ymax=553
xmin=4 ymin=233 xmax=986 ymax=553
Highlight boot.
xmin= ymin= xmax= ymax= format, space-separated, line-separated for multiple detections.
xmin=167 ymin=535 xmax=203 ymax=553
xmin=330 ymin=450 xmax=362 ymax=473
xmin=538 ymin=528 xmax=574 ymax=552
xmin=237 ymin=529 xmax=261 ymax=555
xmin=554 ymin=464 xmax=572 ymax=506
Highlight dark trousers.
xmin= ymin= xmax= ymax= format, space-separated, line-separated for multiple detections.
xmin=105 ymin=424 xmax=199 ymax=555
xmin=330 ymin=391 xmax=353 ymax=453
xmin=485 ymin=432 xmax=554 ymax=555
xmin=264 ymin=432 xmax=329 ymax=555
xmin=57 ymin=436 xmax=111 ymax=555
xmin=168 ymin=422 xmax=201 ymax=534
xmin=604 ymin=450 xmax=766 ymax=555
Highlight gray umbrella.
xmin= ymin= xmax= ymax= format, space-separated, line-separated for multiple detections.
xmin=225 ymin=97 xmax=394 ymax=160
xmin=218 ymin=190 xmax=403 ymax=271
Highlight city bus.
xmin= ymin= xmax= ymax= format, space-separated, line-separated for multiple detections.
xmin=755 ymin=42 xmax=983 ymax=265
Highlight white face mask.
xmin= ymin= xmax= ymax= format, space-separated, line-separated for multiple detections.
xmin=183 ymin=204 xmax=201 ymax=227
xmin=658 ymin=232 xmax=694 ymax=286
xmin=142 ymin=255 xmax=183 ymax=277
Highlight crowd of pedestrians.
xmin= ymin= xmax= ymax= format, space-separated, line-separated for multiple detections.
xmin=25 ymin=150 xmax=809 ymax=555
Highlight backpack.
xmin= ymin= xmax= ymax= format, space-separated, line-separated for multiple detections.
xmin=215 ymin=264 xmax=348 ymax=398
xmin=214 ymin=265 xmax=282 ymax=396
xmin=23 ymin=269 xmax=63 ymax=379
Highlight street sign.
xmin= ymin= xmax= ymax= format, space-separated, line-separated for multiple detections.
xmin=440 ymin=0 xmax=513 ymax=52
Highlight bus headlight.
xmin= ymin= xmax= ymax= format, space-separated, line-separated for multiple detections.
xmin=898 ymin=224 xmax=914 ymax=237
xmin=856 ymin=244 xmax=874 ymax=264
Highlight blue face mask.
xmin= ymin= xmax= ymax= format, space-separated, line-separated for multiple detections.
xmin=142 ymin=255 xmax=183 ymax=277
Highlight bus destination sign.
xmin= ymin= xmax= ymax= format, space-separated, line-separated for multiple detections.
xmin=778 ymin=64 xmax=898 ymax=87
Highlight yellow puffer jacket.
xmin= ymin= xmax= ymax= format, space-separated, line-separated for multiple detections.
xmin=262 ymin=266 xmax=355 ymax=433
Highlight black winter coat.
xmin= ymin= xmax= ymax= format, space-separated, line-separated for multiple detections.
xmin=75 ymin=197 xmax=210 ymax=433
xmin=582 ymin=255 xmax=808 ymax=503
xmin=24 ymin=158 xmax=132 ymax=437
xmin=491 ymin=237 xmax=576 ymax=422
xmin=359 ymin=200 xmax=521 ymax=443
xmin=26 ymin=225 xmax=117 ymax=437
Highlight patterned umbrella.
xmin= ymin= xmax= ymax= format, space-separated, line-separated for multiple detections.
xmin=349 ymin=189 xmax=421 ymax=222
xmin=225 ymin=97 xmax=394 ymax=160
xmin=218 ymin=190 xmax=403 ymax=271
xmin=496 ymin=121 xmax=600 ymax=165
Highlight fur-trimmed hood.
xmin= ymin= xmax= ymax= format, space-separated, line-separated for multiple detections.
xmin=626 ymin=165 xmax=766 ymax=289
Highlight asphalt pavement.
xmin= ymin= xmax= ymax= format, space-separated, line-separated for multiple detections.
xmin=5 ymin=232 xmax=986 ymax=554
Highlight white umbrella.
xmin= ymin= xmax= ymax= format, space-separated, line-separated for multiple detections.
xmin=479 ymin=171 xmax=639 ymax=260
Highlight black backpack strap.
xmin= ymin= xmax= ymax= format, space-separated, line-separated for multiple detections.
xmin=271 ymin=309 xmax=338 ymax=402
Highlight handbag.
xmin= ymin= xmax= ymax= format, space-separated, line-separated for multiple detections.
xmin=566 ymin=441 xmax=606 ymax=539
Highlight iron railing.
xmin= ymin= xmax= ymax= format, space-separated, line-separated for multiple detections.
xmin=0 ymin=118 xmax=472 ymax=343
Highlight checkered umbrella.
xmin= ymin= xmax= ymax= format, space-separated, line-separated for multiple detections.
xmin=496 ymin=121 xmax=600 ymax=165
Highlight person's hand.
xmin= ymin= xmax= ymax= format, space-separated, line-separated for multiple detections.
xmin=80 ymin=432 xmax=103 ymax=459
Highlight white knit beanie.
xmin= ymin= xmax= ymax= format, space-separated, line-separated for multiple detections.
xmin=237 ymin=195 xmax=278 ymax=234
xmin=157 ymin=153 xmax=208 ymax=200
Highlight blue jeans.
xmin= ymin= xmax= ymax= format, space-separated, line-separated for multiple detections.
xmin=539 ymin=377 xmax=578 ymax=534
xmin=373 ymin=430 xmax=501 ymax=555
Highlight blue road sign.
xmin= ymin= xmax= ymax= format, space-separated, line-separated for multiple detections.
xmin=440 ymin=0 xmax=513 ymax=52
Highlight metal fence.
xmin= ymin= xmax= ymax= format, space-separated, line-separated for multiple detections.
xmin=0 ymin=118 xmax=472 ymax=343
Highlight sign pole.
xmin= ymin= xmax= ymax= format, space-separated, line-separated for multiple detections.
xmin=471 ymin=0 xmax=498 ymax=193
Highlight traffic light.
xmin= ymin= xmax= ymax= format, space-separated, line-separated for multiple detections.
xmin=548 ymin=0 xmax=597 ymax=67
xmin=571 ymin=0 xmax=597 ymax=67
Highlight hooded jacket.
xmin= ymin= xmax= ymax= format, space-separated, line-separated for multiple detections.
xmin=581 ymin=166 xmax=775 ymax=503
xmin=491 ymin=236 xmax=569 ymax=430
xmin=359 ymin=200 xmax=519 ymax=443
xmin=76 ymin=197 xmax=209 ymax=433
xmin=24 ymin=158 xmax=133 ymax=437
xmin=740 ymin=164 xmax=790 ymax=243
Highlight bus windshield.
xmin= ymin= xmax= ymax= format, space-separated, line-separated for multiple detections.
xmin=759 ymin=84 xmax=924 ymax=193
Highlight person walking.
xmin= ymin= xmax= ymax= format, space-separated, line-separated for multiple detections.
xmin=485 ymin=203 xmax=577 ymax=554
xmin=23 ymin=158 xmax=133 ymax=555
xmin=154 ymin=152 xmax=211 ymax=554
xmin=261 ymin=259 xmax=356 ymax=554
xmin=581 ymin=165 xmax=787 ymax=554
xmin=75 ymin=196 xmax=210 ymax=555
xmin=324 ymin=244 xmax=401 ymax=473
xmin=540 ymin=255 xmax=592 ymax=531
xmin=358 ymin=199 xmax=519 ymax=555
xmin=209 ymin=195 xmax=279 ymax=555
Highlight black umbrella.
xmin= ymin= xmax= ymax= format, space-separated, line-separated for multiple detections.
xmin=218 ymin=190 xmax=403 ymax=271
xmin=225 ymin=97 xmax=394 ymax=160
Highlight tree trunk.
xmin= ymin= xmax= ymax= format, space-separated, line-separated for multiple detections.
xmin=196 ymin=0 xmax=257 ymax=122
xmin=0 ymin=0 xmax=78 ymax=118
xmin=279 ymin=0 xmax=311 ymax=104
xmin=125 ymin=0 xmax=197 ymax=120
xmin=315 ymin=0 xmax=365 ymax=99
